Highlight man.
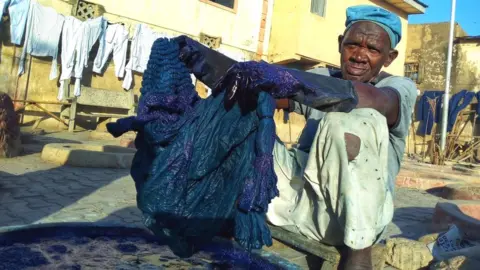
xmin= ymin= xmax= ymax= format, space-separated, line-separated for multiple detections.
xmin=267 ymin=5 xmax=417 ymax=269
xmin=174 ymin=4 xmax=416 ymax=269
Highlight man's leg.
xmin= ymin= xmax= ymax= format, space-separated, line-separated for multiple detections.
xmin=302 ymin=108 xmax=393 ymax=268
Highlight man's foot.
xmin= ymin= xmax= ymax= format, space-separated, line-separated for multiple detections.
xmin=340 ymin=247 xmax=373 ymax=270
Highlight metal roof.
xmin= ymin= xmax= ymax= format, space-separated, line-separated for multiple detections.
xmin=384 ymin=0 xmax=428 ymax=15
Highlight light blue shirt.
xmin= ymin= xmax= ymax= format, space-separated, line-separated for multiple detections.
xmin=290 ymin=68 xmax=417 ymax=186
xmin=7 ymin=0 xmax=30 ymax=45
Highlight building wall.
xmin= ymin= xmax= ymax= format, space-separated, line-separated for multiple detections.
xmin=0 ymin=0 xmax=269 ymax=129
xmin=453 ymin=42 xmax=480 ymax=92
xmin=267 ymin=0 xmax=410 ymax=76
xmin=405 ymin=22 xmax=468 ymax=92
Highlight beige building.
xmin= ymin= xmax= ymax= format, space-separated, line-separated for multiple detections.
xmin=405 ymin=23 xmax=480 ymax=93
xmin=267 ymin=0 xmax=427 ymax=75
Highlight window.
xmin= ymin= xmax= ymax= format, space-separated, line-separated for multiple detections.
xmin=311 ymin=0 xmax=326 ymax=17
xmin=405 ymin=63 xmax=422 ymax=83
xmin=201 ymin=0 xmax=236 ymax=10
xmin=75 ymin=0 xmax=104 ymax=20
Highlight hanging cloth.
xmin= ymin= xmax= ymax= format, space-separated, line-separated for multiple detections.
xmin=416 ymin=90 xmax=444 ymax=135
xmin=18 ymin=0 xmax=64 ymax=79
xmin=92 ymin=23 xmax=129 ymax=78
xmin=7 ymin=0 xmax=30 ymax=45
xmin=122 ymin=24 xmax=164 ymax=90
xmin=446 ymin=90 xmax=476 ymax=132
xmin=57 ymin=16 xmax=107 ymax=100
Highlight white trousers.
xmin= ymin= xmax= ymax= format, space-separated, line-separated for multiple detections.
xmin=267 ymin=108 xmax=394 ymax=250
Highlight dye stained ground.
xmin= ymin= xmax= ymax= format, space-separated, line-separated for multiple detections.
xmin=0 ymin=129 xmax=447 ymax=269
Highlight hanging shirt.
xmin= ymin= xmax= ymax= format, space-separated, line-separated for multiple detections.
xmin=92 ymin=23 xmax=129 ymax=78
xmin=122 ymin=24 xmax=164 ymax=90
xmin=18 ymin=1 xmax=64 ymax=79
xmin=0 ymin=0 xmax=8 ymax=21
xmin=57 ymin=16 xmax=106 ymax=99
xmin=8 ymin=0 xmax=30 ymax=45
xmin=57 ymin=16 xmax=82 ymax=101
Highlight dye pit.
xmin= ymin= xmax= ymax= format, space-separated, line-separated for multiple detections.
xmin=0 ymin=223 xmax=299 ymax=270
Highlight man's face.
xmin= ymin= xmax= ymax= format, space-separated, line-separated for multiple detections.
xmin=338 ymin=22 xmax=398 ymax=82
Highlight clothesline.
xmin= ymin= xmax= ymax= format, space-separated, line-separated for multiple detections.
xmin=1 ymin=0 xmax=247 ymax=101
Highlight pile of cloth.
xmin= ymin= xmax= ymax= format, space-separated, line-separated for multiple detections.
xmin=106 ymin=37 xmax=357 ymax=256
xmin=0 ymin=92 xmax=21 ymax=158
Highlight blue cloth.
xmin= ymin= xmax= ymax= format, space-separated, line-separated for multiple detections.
xmin=106 ymin=38 xmax=310 ymax=256
xmin=447 ymin=90 xmax=476 ymax=132
xmin=476 ymin=92 xmax=480 ymax=117
xmin=346 ymin=5 xmax=402 ymax=48
xmin=7 ymin=0 xmax=30 ymax=46
xmin=416 ymin=91 xmax=443 ymax=135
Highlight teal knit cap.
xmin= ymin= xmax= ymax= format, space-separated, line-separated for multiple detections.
xmin=345 ymin=5 xmax=402 ymax=49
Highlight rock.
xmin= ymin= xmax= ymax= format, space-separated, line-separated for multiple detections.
xmin=432 ymin=201 xmax=480 ymax=241
xmin=385 ymin=238 xmax=434 ymax=270
xmin=430 ymin=256 xmax=480 ymax=270
xmin=418 ymin=233 xmax=440 ymax=244
xmin=0 ymin=92 xmax=22 ymax=158
xmin=439 ymin=184 xmax=480 ymax=201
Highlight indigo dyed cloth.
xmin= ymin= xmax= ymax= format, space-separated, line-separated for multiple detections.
xmin=447 ymin=90 xmax=476 ymax=132
xmin=416 ymin=91 xmax=443 ymax=135
xmin=106 ymin=38 xmax=308 ymax=256
xmin=476 ymin=92 xmax=480 ymax=117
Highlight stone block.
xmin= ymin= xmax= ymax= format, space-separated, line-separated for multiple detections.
xmin=385 ymin=238 xmax=434 ymax=270
xmin=432 ymin=201 xmax=480 ymax=241
xmin=41 ymin=143 xmax=136 ymax=169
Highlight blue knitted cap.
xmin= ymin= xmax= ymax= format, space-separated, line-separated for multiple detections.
xmin=345 ymin=5 xmax=402 ymax=49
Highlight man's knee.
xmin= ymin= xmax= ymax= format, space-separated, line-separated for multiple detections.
xmin=344 ymin=133 xmax=360 ymax=161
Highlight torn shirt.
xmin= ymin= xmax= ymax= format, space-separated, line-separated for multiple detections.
xmin=8 ymin=0 xmax=30 ymax=45
xmin=93 ymin=23 xmax=129 ymax=78
xmin=122 ymin=24 xmax=166 ymax=90
xmin=18 ymin=0 xmax=64 ymax=79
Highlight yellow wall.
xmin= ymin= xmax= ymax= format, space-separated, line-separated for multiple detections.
xmin=268 ymin=0 xmax=409 ymax=76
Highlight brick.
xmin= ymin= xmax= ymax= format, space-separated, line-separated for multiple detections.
xmin=258 ymin=28 xmax=266 ymax=42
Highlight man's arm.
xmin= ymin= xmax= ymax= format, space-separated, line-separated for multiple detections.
xmin=352 ymin=82 xmax=399 ymax=127
xmin=277 ymin=82 xmax=400 ymax=127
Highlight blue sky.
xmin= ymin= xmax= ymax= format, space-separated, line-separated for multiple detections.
xmin=408 ymin=0 xmax=479 ymax=36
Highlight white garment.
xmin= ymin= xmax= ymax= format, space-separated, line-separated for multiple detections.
xmin=122 ymin=24 xmax=164 ymax=90
xmin=18 ymin=1 xmax=64 ymax=79
xmin=93 ymin=23 xmax=128 ymax=78
xmin=57 ymin=16 xmax=106 ymax=100
xmin=57 ymin=16 xmax=81 ymax=101
xmin=0 ymin=0 xmax=8 ymax=18
xmin=8 ymin=0 xmax=30 ymax=45
xmin=267 ymin=109 xmax=392 ymax=250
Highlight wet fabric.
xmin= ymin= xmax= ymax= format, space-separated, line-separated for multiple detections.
xmin=416 ymin=90 xmax=443 ymax=135
xmin=447 ymin=90 xmax=476 ymax=132
xmin=476 ymin=92 xmax=480 ymax=117
xmin=18 ymin=1 xmax=64 ymax=79
xmin=107 ymin=37 xmax=358 ymax=256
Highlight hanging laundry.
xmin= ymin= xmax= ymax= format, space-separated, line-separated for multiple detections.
xmin=476 ymin=92 xmax=480 ymax=117
xmin=18 ymin=0 xmax=64 ymax=79
xmin=0 ymin=0 xmax=8 ymax=21
xmin=8 ymin=0 xmax=30 ymax=45
xmin=57 ymin=16 xmax=82 ymax=101
xmin=122 ymin=24 xmax=164 ymax=90
xmin=216 ymin=47 xmax=246 ymax=62
xmin=416 ymin=90 xmax=443 ymax=135
xmin=447 ymin=90 xmax=476 ymax=132
xmin=57 ymin=16 xmax=106 ymax=100
xmin=92 ymin=23 xmax=129 ymax=78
